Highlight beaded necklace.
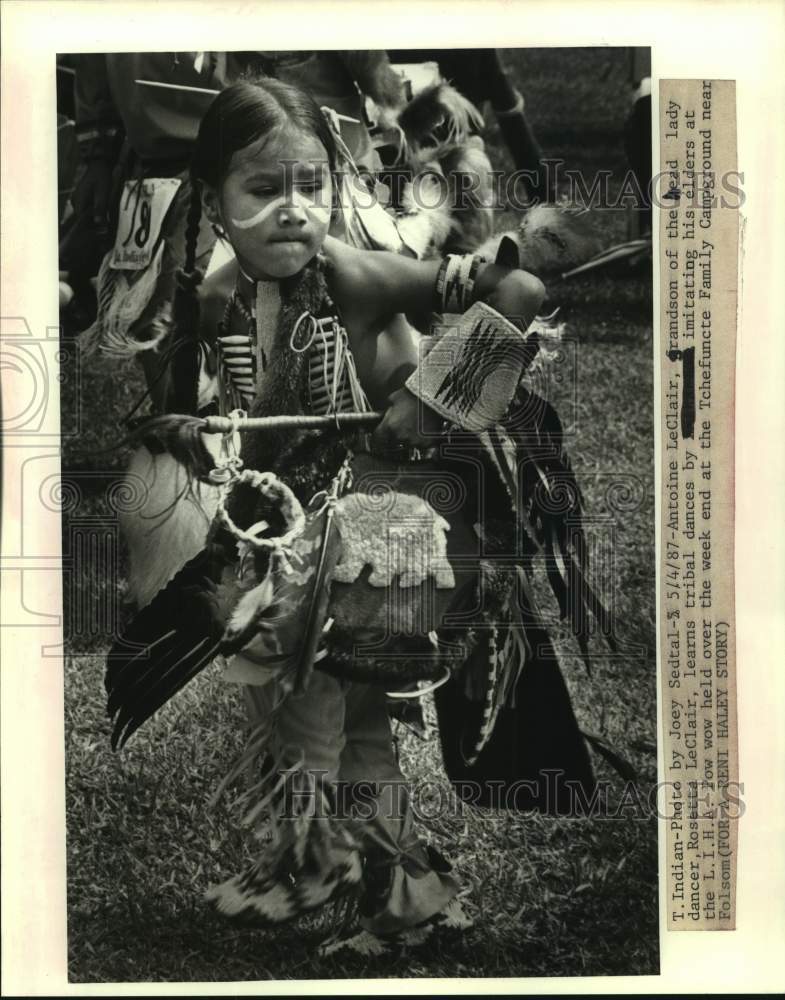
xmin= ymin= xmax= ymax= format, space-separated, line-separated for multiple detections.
xmin=216 ymin=276 xmax=368 ymax=418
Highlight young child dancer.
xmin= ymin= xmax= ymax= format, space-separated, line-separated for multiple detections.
xmin=111 ymin=77 xmax=600 ymax=958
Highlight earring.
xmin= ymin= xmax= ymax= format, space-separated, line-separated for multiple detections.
xmin=211 ymin=221 xmax=227 ymax=240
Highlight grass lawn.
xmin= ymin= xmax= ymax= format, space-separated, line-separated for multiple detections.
xmin=62 ymin=46 xmax=657 ymax=983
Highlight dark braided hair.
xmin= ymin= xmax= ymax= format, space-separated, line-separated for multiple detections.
xmin=167 ymin=181 xmax=208 ymax=413
xmin=167 ymin=78 xmax=340 ymax=414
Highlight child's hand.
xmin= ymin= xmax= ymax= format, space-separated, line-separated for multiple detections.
xmin=480 ymin=268 xmax=546 ymax=331
xmin=371 ymin=386 xmax=443 ymax=450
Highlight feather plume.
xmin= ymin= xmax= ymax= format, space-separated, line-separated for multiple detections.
xmin=222 ymin=571 xmax=279 ymax=653
xmin=105 ymin=529 xmax=238 ymax=748
xmin=500 ymin=386 xmax=616 ymax=669
xmin=477 ymin=204 xmax=602 ymax=277
xmin=393 ymin=136 xmax=495 ymax=256
xmin=119 ymin=444 xmax=223 ymax=609
xmin=123 ymin=413 xmax=218 ymax=483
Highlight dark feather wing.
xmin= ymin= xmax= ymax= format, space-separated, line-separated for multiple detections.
xmin=106 ymin=529 xmax=237 ymax=749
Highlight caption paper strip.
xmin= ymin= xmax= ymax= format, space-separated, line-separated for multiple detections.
xmin=660 ymin=78 xmax=739 ymax=930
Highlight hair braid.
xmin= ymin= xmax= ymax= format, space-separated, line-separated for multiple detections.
xmin=182 ymin=175 xmax=203 ymax=278
xmin=166 ymin=178 xmax=205 ymax=414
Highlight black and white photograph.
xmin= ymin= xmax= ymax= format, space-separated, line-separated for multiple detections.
xmin=52 ymin=44 xmax=659 ymax=983
xmin=6 ymin=1 xmax=785 ymax=994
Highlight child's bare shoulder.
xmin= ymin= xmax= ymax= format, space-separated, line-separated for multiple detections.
xmin=321 ymin=235 xmax=415 ymax=334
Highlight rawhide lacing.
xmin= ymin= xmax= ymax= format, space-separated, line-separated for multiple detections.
xmin=217 ymin=468 xmax=306 ymax=565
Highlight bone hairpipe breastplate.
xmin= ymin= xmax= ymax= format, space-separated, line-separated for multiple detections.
xmin=216 ymin=284 xmax=368 ymax=416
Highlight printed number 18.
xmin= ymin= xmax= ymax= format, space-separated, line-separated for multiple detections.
xmin=121 ymin=192 xmax=152 ymax=250
xmin=134 ymin=199 xmax=151 ymax=248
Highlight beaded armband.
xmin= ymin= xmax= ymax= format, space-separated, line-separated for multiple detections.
xmin=433 ymin=254 xmax=484 ymax=314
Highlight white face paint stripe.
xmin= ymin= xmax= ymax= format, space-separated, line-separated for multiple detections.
xmin=231 ymin=188 xmax=331 ymax=231
xmin=231 ymin=198 xmax=281 ymax=231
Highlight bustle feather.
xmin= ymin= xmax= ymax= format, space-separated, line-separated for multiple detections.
xmin=105 ymin=527 xmax=239 ymax=749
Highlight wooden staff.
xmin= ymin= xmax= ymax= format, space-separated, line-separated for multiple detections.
xmin=201 ymin=412 xmax=383 ymax=434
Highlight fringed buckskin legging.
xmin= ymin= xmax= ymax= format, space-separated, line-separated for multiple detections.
xmin=243 ymin=669 xmax=459 ymax=934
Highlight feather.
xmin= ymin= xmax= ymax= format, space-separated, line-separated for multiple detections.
xmin=222 ymin=570 xmax=277 ymax=651
xmin=392 ymin=133 xmax=494 ymax=256
xmin=561 ymin=238 xmax=650 ymax=280
xmin=293 ymin=505 xmax=341 ymax=695
xmin=119 ymin=443 xmax=224 ymax=609
xmin=581 ymin=730 xmax=638 ymax=783
xmin=105 ymin=531 xmax=238 ymax=748
xmin=568 ymin=548 xmax=617 ymax=656
xmin=123 ymin=414 xmax=218 ymax=483
xmin=220 ymin=499 xmax=343 ymax=698
xmin=460 ymin=627 xmax=501 ymax=766
xmin=105 ymin=490 xmax=340 ymax=749
xmin=498 ymin=385 xmax=616 ymax=669
xmin=477 ymin=204 xmax=603 ymax=277
xmin=111 ymin=638 xmax=222 ymax=749
xmin=497 ymin=576 xmax=535 ymax=710
xmin=107 ymin=629 xmax=198 ymax=715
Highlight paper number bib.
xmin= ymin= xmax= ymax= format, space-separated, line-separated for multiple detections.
xmin=111 ymin=178 xmax=182 ymax=270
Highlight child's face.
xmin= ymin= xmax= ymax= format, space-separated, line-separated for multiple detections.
xmin=206 ymin=126 xmax=333 ymax=281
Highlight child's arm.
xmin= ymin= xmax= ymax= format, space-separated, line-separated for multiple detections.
xmin=323 ymin=234 xmax=546 ymax=337
xmin=322 ymin=235 xmax=546 ymax=446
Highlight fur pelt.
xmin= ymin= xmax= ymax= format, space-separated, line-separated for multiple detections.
xmin=398 ymin=82 xmax=484 ymax=153
xmin=476 ymin=204 xmax=602 ymax=277
xmin=375 ymin=83 xmax=494 ymax=257
xmin=395 ymin=167 xmax=454 ymax=259
xmin=395 ymin=138 xmax=494 ymax=258
xmin=340 ymin=51 xmax=406 ymax=113
xmin=438 ymin=138 xmax=495 ymax=252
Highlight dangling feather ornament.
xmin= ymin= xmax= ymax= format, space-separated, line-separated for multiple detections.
xmin=105 ymin=453 xmax=351 ymax=749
